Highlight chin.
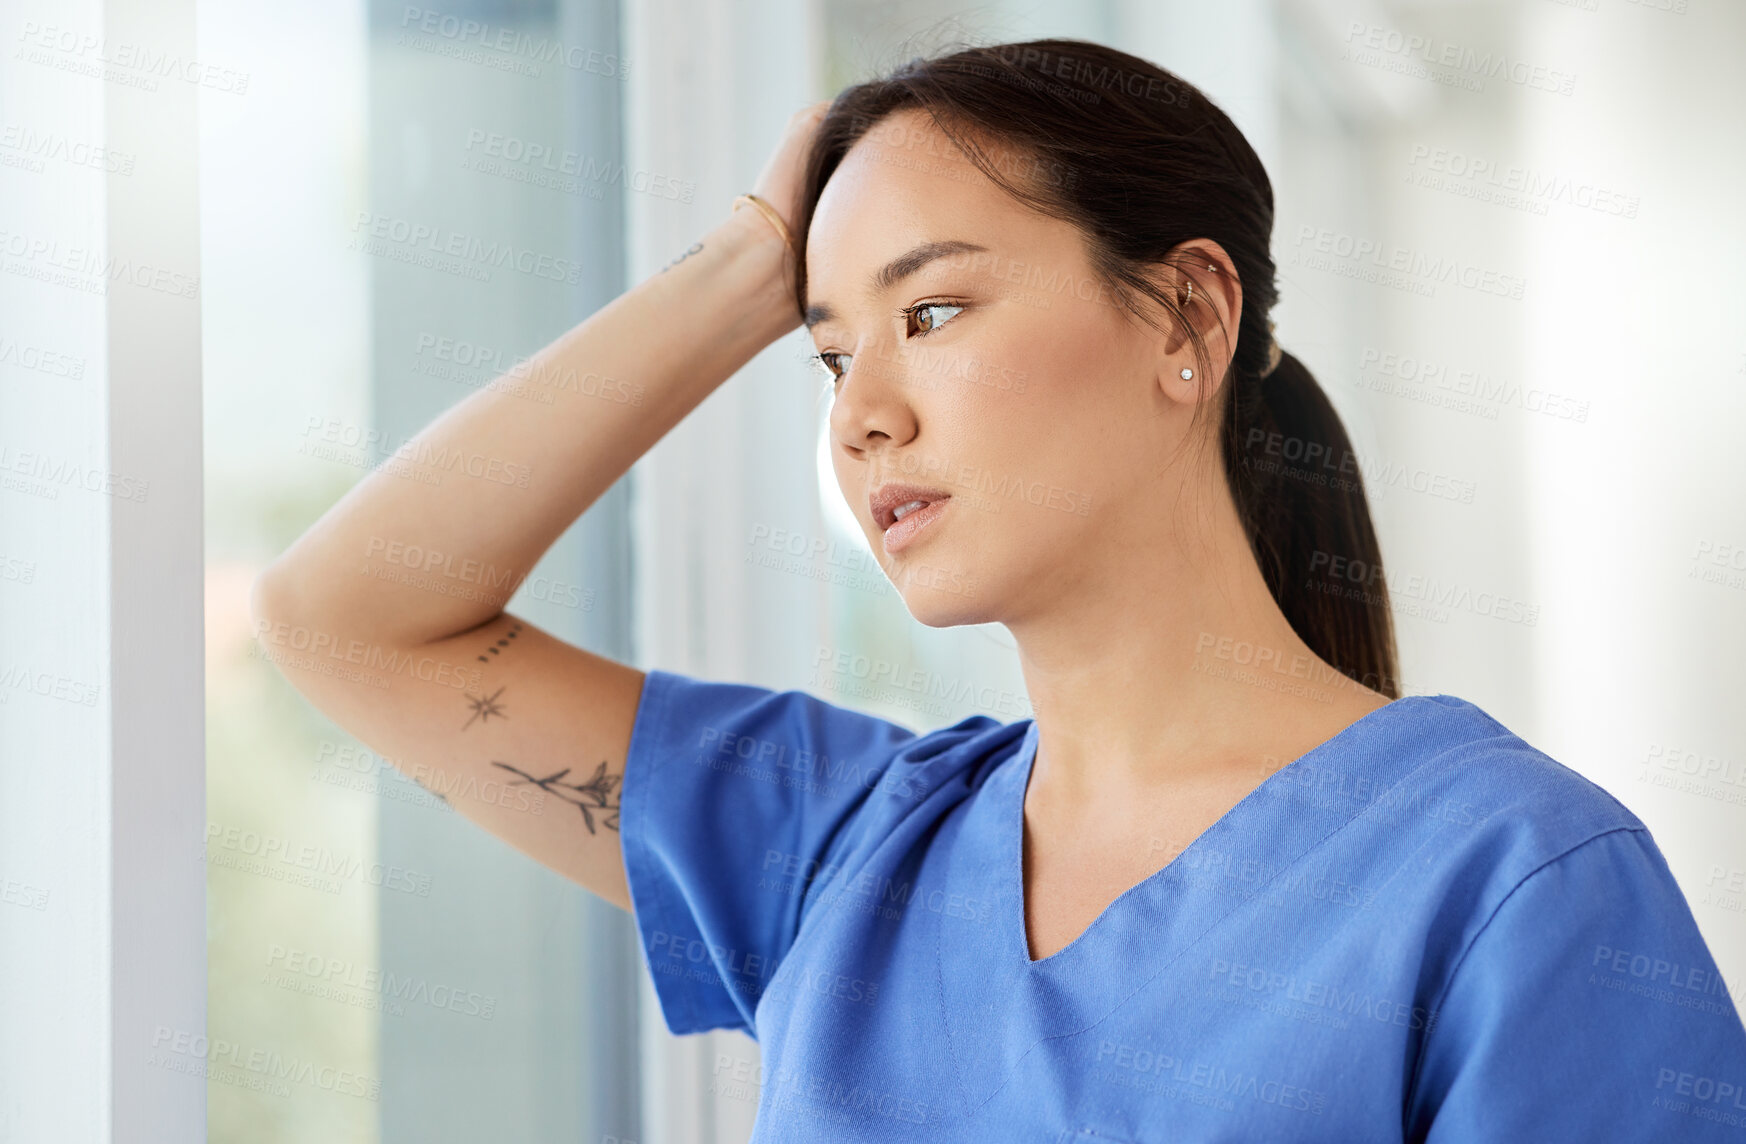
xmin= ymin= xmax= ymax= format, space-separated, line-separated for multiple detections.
xmin=890 ymin=570 xmax=994 ymax=629
xmin=904 ymin=597 xmax=989 ymax=630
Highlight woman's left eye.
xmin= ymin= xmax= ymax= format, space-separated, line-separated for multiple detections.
xmin=903 ymin=302 xmax=964 ymax=337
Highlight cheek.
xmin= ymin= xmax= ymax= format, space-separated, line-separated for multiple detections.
xmin=830 ymin=448 xmax=855 ymax=504
xmin=964 ymin=306 xmax=1146 ymax=468
xmin=995 ymin=293 xmax=1137 ymax=400
xmin=943 ymin=322 xmax=1157 ymax=546
xmin=830 ymin=448 xmax=878 ymax=539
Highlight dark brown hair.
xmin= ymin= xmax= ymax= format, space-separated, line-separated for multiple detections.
xmin=793 ymin=39 xmax=1400 ymax=698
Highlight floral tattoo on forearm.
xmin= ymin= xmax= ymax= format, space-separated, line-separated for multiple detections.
xmin=491 ymin=759 xmax=621 ymax=834
xmin=462 ymin=616 xmax=621 ymax=832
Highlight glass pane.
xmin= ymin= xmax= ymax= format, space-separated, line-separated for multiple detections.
xmin=201 ymin=1 xmax=640 ymax=1141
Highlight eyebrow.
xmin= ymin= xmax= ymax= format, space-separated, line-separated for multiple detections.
xmin=803 ymin=239 xmax=989 ymax=330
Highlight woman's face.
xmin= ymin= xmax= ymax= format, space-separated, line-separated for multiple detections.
xmin=804 ymin=108 xmax=1224 ymax=630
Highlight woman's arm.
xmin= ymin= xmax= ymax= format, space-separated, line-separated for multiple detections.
xmin=250 ymin=104 xmax=825 ymax=910
xmin=255 ymin=203 xmax=793 ymax=648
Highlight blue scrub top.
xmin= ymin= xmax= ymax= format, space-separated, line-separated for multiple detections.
xmin=619 ymin=669 xmax=1746 ymax=1142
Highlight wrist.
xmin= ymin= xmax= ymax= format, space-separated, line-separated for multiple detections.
xmin=712 ymin=203 xmax=801 ymax=332
xmin=720 ymin=199 xmax=794 ymax=272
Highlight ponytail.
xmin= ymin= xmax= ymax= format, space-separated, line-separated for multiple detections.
xmin=1225 ymin=351 xmax=1401 ymax=697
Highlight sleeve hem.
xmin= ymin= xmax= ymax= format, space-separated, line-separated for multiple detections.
xmin=1403 ymin=823 xmax=1648 ymax=1108
xmin=619 ymin=668 xmax=715 ymax=1037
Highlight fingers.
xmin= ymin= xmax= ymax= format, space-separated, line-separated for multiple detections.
xmin=752 ymin=100 xmax=836 ymax=237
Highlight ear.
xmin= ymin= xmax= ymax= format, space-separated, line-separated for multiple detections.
xmin=1150 ymin=239 xmax=1243 ymax=407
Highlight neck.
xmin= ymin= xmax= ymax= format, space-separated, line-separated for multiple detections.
xmin=1004 ymin=477 xmax=1382 ymax=805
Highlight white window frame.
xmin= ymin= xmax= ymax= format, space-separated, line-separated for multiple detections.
xmin=0 ymin=0 xmax=206 ymax=1139
xmin=621 ymin=0 xmax=823 ymax=1137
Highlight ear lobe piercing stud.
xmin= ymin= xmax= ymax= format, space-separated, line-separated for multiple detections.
xmin=1180 ymin=367 xmax=1194 ymax=380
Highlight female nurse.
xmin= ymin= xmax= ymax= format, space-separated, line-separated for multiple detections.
xmin=254 ymin=39 xmax=1746 ymax=1143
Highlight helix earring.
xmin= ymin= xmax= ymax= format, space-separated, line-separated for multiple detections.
xmin=1180 ymin=262 xmax=1217 ymax=306
xmin=1179 ymin=263 xmax=1217 ymax=379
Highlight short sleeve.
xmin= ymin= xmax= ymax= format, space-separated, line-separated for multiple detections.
xmin=618 ymin=668 xmax=931 ymax=1038
xmin=1406 ymin=827 xmax=1746 ymax=1142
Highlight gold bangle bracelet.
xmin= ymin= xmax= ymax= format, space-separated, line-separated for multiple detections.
xmin=732 ymin=193 xmax=796 ymax=254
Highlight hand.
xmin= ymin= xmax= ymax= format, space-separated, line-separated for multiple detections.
xmin=748 ymin=99 xmax=832 ymax=247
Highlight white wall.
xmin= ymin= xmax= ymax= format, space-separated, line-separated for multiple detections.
xmin=1515 ymin=0 xmax=1746 ymax=986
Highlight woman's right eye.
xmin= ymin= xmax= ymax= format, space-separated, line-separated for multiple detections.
xmin=814 ymin=352 xmax=850 ymax=382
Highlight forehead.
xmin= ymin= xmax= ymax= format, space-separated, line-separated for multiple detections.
xmin=805 ymin=109 xmax=1053 ymax=303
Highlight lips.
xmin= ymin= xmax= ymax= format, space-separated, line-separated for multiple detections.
xmin=870 ymin=482 xmax=953 ymax=531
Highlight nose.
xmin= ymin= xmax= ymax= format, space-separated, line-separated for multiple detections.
xmin=828 ymin=339 xmax=920 ymax=460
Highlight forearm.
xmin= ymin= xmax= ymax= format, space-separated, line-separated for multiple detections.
xmin=255 ymin=206 xmax=795 ymax=646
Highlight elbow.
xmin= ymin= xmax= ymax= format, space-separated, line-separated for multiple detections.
xmin=249 ymin=559 xmax=303 ymax=636
xmin=250 ymin=554 xmax=420 ymax=651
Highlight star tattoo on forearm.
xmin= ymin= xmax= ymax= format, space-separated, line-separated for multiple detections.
xmin=462 ymin=686 xmax=507 ymax=730
xmin=490 ymin=759 xmax=621 ymax=834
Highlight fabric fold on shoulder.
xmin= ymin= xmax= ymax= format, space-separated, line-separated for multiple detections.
xmin=618 ymin=667 xmax=1006 ymax=1038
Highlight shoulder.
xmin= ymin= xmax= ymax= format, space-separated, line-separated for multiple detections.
xmin=859 ymin=711 xmax=1032 ymax=820
xmin=1385 ymin=691 xmax=1647 ymax=852
xmin=1360 ymin=693 xmax=1689 ymax=953
xmin=632 ymin=666 xmax=1028 ymax=802
xmin=633 ymin=667 xmax=920 ymax=766
xmin=893 ymin=710 xmax=1030 ymax=773
xmin=1286 ymin=691 xmax=1663 ymax=927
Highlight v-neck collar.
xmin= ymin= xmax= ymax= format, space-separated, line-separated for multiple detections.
xmin=933 ymin=693 xmax=1448 ymax=1113
xmin=1011 ymin=696 xmax=1419 ymax=967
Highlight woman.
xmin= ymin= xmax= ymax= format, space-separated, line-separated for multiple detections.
xmin=254 ymin=40 xmax=1746 ymax=1143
